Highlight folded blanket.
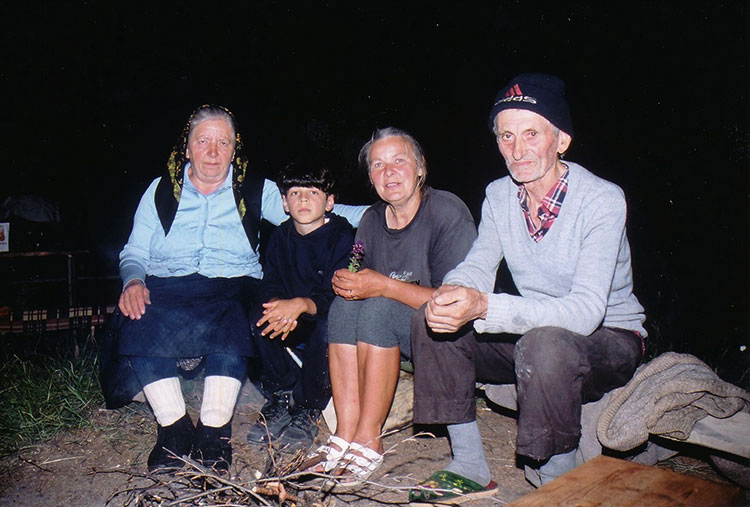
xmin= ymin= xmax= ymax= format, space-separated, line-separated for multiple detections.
xmin=597 ymin=352 xmax=750 ymax=451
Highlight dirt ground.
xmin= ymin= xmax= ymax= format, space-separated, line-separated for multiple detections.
xmin=0 ymin=379 xmax=742 ymax=506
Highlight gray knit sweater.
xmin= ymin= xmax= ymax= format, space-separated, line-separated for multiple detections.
xmin=444 ymin=162 xmax=647 ymax=337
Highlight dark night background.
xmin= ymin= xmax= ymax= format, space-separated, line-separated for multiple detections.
xmin=2 ymin=3 xmax=748 ymax=387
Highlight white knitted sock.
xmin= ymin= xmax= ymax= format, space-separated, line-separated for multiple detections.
xmin=200 ymin=375 xmax=242 ymax=427
xmin=143 ymin=377 xmax=186 ymax=426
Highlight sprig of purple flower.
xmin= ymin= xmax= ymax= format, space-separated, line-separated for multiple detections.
xmin=348 ymin=240 xmax=365 ymax=272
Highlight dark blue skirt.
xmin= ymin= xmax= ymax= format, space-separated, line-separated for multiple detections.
xmin=118 ymin=274 xmax=255 ymax=358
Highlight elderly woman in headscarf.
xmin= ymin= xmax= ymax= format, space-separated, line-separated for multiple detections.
xmin=298 ymin=127 xmax=477 ymax=487
xmin=112 ymin=105 xmax=365 ymax=473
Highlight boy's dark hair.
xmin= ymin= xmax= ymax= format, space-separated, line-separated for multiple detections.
xmin=276 ymin=161 xmax=335 ymax=195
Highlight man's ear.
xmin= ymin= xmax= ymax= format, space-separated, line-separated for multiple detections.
xmin=281 ymin=195 xmax=290 ymax=214
xmin=326 ymin=194 xmax=335 ymax=212
xmin=557 ymin=131 xmax=572 ymax=155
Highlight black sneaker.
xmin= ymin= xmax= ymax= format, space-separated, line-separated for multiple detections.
xmin=246 ymin=390 xmax=293 ymax=443
xmin=148 ymin=413 xmax=195 ymax=472
xmin=278 ymin=406 xmax=321 ymax=451
xmin=191 ymin=420 xmax=232 ymax=472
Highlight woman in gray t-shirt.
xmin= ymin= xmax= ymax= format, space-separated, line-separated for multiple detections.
xmin=298 ymin=128 xmax=476 ymax=487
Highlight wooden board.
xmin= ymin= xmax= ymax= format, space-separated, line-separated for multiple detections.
xmin=508 ymin=455 xmax=744 ymax=507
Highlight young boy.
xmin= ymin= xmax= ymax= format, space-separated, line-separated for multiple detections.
xmin=246 ymin=162 xmax=355 ymax=450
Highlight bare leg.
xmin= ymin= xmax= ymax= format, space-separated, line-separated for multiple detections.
xmin=329 ymin=343 xmax=359 ymax=442
xmin=352 ymin=342 xmax=400 ymax=454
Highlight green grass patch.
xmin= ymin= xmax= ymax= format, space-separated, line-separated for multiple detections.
xmin=0 ymin=341 xmax=103 ymax=458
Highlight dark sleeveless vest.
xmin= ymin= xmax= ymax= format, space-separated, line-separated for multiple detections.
xmin=153 ymin=167 xmax=265 ymax=252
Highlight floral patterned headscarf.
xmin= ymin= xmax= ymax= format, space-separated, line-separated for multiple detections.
xmin=155 ymin=104 xmax=250 ymax=235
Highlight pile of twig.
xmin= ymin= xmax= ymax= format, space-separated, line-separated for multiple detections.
xmin=102 ymin=428 xmax=438 ymax=506
xmin=103 ymin=449 xmax=315 ymax=506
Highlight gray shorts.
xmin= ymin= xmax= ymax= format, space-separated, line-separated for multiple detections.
xmin=328 ymin=296 xmax=414 ymax=357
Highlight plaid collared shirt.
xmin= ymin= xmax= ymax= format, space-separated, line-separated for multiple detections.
xmin=517 ymin=168 xmax=569 ymax=242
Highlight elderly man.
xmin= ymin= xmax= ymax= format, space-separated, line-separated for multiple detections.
xmin=408 ymin=74 xmax=646 ymax=503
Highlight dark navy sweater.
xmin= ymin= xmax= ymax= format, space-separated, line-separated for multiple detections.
xmin=261 ymin=213 xmax=355 ymax=320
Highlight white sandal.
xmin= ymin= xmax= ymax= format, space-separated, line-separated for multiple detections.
xmin=328 ymin=442 xmax=384 ymax=488
xmin=298 ymin=435 xmax=349 ymax=474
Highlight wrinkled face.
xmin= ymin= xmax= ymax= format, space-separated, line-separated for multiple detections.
xmin=282 ymin=186 xmax=334 ymax=234
xmin=186 ymin=118 xmax=235 ymax=188
xmin=494 ymin=109 xmax=571 ymax=186
xmin=367 ymin=136 xmax=423 ymax=208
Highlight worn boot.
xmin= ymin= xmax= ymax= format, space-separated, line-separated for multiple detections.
xmin=278 ymin=406 xmax=322 ymax=451
xmin=246 ymin=390 xmax=293 ymax=443
xmin=148 ymin=413 xmax=195 ymax=472
xmin=191 ymin=420 xmax=232 ymax=472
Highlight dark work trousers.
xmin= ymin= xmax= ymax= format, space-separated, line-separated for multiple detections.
xmin=411 ymin=306 xmax=643 ymax=461
xmin=250 ymin=307 xmax=331 ymax=410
